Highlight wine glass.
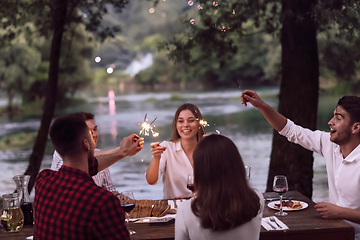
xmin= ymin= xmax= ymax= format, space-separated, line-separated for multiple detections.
xmin=273 ymin=175 xmax=289 ymax=216
xmin=120 ymin=191 xmax=136 ymax=235
xmin=187 ymin=174 xmax=195 ymax=195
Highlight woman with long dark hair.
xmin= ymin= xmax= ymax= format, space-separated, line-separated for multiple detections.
xmin=145 ymin=103 xmax=205 ymax=199
xmin=175 ymin=134 xmax=264 ymax=240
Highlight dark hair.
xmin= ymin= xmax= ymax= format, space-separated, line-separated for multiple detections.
xmin=49 ymin=113 xmax=90 ymax=157
xmin=337 ymin=96 xmax=360 ymax=123
xmin=78 ymin=112 xmax=95 ymax=121
xmin=170 ymin=103 xmax=205 ymax=142
xmin=191 ymin=134 xmax=261 ymax=231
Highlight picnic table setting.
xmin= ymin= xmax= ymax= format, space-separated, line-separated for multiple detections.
xmin=1 ymin=188 xmax=355 ymax=240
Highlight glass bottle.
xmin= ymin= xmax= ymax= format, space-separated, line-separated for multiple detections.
xmin=13 ymin=175 xmax=34 ymax=226
xmin=1 ymin=193 xmax=24 ymax=232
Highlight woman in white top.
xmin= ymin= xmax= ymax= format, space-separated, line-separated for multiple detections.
xmin=145 ymin=103 xmax=205 ymax=199
xmin=175 ymin=134 xmax=264 ymax=240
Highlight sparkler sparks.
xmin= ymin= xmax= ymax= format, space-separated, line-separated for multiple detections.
xmin=139 ymin=113 xmax=159 ymax=137
xmin=198 ymin=119 xmax=209 ymax=134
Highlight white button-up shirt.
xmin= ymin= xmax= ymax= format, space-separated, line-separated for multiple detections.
xmin=280 ymin=119 xmax=360 ymax=238
xmin=157 ymin=140 xmax=194 ymax=199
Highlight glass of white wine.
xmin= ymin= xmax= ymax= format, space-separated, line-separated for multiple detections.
xmin=1 ymin=193 xmax=24 ymax=232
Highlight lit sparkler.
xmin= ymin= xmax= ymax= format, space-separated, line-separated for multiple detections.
xmin=233 ymin=79 xmax=241 ymax=89
xmin=198 ymin=119 xmax=209 ymax=134
xmin=139 ymin=113 xmax=159 ymax=137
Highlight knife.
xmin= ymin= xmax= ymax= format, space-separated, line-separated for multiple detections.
xmin=264 ymin=220 xmax=277 ymax=230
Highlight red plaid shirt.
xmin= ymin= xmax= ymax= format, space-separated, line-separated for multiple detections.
xmin=34 ymin=159 xmax=129 ymax=240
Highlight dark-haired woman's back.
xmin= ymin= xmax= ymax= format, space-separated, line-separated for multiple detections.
xmin=175 ymin=190 xmax=264 ymax=240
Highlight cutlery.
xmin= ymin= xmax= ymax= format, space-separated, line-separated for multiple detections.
xmin=265 ymin=196 xmax=293 ymax=201
xmin=264 ymin=220 xmax=276 ymax=230
xmin=269 ymin=216 xmax=282 ymax=229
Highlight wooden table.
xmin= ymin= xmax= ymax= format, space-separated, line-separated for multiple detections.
xmin=0 ymin=191 xmax=354 ymax=240
xmin=261 ymin=191 xmax=354 ymax=240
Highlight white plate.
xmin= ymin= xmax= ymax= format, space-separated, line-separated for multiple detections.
xmin=267 ymin=200 xmax=308 ymax=211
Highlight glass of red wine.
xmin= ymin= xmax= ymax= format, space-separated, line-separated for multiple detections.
xmin=120 ymin=191 xmax=136 ymax=235
xmin=273 ymin=175 xmax=289 ymax=216
xmin=187 ymin=174 xmax=195 ymax=195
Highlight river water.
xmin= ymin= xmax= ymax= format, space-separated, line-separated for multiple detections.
xmin=0 ymin=88 xmax=329 ymax=202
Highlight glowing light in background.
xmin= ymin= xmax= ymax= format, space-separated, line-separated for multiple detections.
xmin=108 ymin=90 xmax=116 ymax=115
xmin=190 ymin=19 xmax=195 ymax=25
xmin=107 ymin=67 xmax=113 ymax=74
xmin=221 ymin=26 xmax=226 ymax=32
xmin=95 ymin=56 xmax=101 ymax=63
xmin=232 ymin=9 xmax=236 ymax=14
xmin=149 ymin=8 xmax=155 ymax=13
xmin=216 ymin=130 xmax=220 ymax=134
xmin=111 ymin=120 xmax=117 ymax=141
xmin=198 ymin=5 xmax=203 ymax=9
xmin=188 ymin=0 xmax=193 ymax=6
xmin=213 ymin=1 xmax=218 ymax=7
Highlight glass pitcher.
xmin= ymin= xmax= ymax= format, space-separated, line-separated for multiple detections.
xmin=1 ymin=193 xmax=24 ymax=232
xmin=13 ymin=175 xmax=34 ymax=226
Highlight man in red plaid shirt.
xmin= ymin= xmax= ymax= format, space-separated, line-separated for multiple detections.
xmin=34 ymin=113 xmax=144 ymax=239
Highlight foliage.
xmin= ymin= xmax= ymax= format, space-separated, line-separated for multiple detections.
xmin=0 ymin=30 xmax=41 ymax=108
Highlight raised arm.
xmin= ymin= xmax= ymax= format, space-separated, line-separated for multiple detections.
xmin=96 ymin=134 xmax=144 ymax=171
xmin=241 ymin=90 xmax=287 ymax=132
xmin=145 ymin=142 xmax=167 ymax=185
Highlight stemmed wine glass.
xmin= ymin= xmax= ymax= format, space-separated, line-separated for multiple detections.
xmin=273 ymin=175 xmax=289 ymax=216
xmin=120 ymin=191 xmax=136 ymax=235
xmin=187 ymin=174 xmax=196 ymax=197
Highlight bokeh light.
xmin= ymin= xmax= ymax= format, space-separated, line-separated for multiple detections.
xmin=107 ymin=67 xmax=113 ymax=74
xmin=190 ymin=19 xmax=195 ymax=25
xmin=232 ymin=9 xmax=236 ymax=14
xmin=213 ymin=1 xmax=218 ymax=7
xmin=149 ymin=8 xmax=155 ymax=13
xmin=188 ymin=0 xmax=193 ymax=6
xmin=110 ymin=63 xmax=115 ymax=68
xmin=95 ymin=56 xmax=101 ymax=63
xmin=198 ymin=5 xmax=203 ymax=10
xmin=161 ymin=12 xmax=167 ymax=18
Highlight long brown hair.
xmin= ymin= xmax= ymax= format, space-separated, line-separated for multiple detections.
xmin=191 ymin=134 xmax=261 ymax=231
xmin=170 ymin=103 xmax=205 ymax=142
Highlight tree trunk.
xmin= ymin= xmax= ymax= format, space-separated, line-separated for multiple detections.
xmin=266 ymin=0 xmax=319 ymax=199
xmin=24 ymin=0 xmax=68 ymax=193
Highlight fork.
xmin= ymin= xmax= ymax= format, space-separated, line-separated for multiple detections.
xmin=269 ymin=216 xmax=282 ymax=229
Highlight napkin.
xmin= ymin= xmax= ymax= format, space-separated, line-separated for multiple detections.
xmin=261 ymin=216 xmax=289 ymax=231
xmin=129 ymin=214 xmax=176 ymax=222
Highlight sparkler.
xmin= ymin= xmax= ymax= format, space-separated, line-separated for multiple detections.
xmin=233 ymin=79 xmax=241 ymax=89
xmin=198 ymin=119 xmax=209 ymax=134
xmin=139 ymin=113 xmax=159 ymax=137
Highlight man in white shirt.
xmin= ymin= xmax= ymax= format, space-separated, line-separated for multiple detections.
xmin=51 ymin=112 xmax=119 ymax=196
xmin=241 ymin=90 xmax=360 ymax=239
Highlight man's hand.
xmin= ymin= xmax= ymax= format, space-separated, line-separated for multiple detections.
xmin=241 ymin=90 xmax=267 ymax=108
xmin=119 ymin=134 xmax=144 ymax=157
xmin=315 ymin=202 xmax=344 ymax=219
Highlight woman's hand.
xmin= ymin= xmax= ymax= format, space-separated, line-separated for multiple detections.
xmin=150 ymin=142 xmax=167 ymax=158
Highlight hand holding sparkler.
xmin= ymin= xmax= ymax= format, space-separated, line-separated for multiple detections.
xmin=198 ymin=119 xmax=210 ymax=134
xmin=119 ymin=134 xmax=144 ymax=156
xmin=150 ymin=142 xmax=167 ymax=159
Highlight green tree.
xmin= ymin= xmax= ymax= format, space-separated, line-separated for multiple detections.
xmin=0 ymin=0 xmax=129 ymax=192
xmin=0 ymin=33 xmax=41 ymax=110
xmin=166 ymin=0 xmax=360 ymax=198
